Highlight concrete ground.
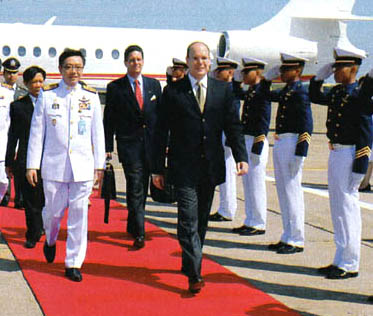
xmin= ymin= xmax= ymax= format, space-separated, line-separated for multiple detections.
xmin=1 ymin=103 xmax=373 ymax=316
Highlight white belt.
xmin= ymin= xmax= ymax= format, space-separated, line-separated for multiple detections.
xmin=276 ymin=133 xmax=297 ymax=139
xmin=330 ymin=143 xmax=354 ymax=150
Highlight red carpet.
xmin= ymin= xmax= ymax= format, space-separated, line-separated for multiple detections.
xmin=1 ymin=192 xmax=300 ymax=316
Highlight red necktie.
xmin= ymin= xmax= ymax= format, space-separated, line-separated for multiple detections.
xmin=135 ymin=79 xmax=143 ymax=110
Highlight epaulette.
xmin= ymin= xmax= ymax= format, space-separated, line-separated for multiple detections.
xmin=80 ymin=81 xmax=97 ymax=93
xmin=43 ymin=83 xmax=59 ymax=91
xmin=1 ymin=82 xmax=13 ymax=90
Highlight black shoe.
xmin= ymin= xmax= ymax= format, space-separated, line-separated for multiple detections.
xmin=208 ymin=213 xmax=232 ymax=222
xmin=368 ymin=296 xmax=373 ymax=303
xmin=188 ymin=278 xmax=205 ymax=294
xmin=0 ymin=195 xmax=9 ymax=206
xmin=43 ymin=242 xmax=56 ymax=263
xmin=239 ymin=226 xmax=265 ymax=236
xmin=133 ymin=236 xmax=145 ymax=249
xmin=24 ymin=240 xmax=36 ymax=249
xmin=14 ymin=202 xmax=24 ymax=209
xmin=181 ymin=266 xmax=188 ymax=276
xmin=317 ymin=264 xmax=337 ymax=275
xmin=326 ymin=267 xmax=358 ymax=279
xmin=65 ymin=268 xmax=83 ymax=282
xmin=268 ymin=241 xmax=286 ymax=251
xmin=232 ymin=225 xmax=249 ymax=233
xmin=359 ymin=183 xmax=371 ymax=192
xmin=276 ymin=244 xmax=304 ymax=254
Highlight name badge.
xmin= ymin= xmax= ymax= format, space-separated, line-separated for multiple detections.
xmin=78 ymin=118 xmax=86 ymax=135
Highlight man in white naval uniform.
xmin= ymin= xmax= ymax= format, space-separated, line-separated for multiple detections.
xmin=310 ymin=48 xmax=373 ymax=279
xmin=208 ymin=57 xmax=240 ymax=222
xmin=26 ymin=49 xmax=106 ymax=282
xmin=0 ymin=73 xmax=15 ymax=207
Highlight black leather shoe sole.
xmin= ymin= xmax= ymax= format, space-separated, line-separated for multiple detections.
xmin=239 ymin=227 xmax=265 ymax=236
xmin=133 ymin=236 xmax=145 ymax=249
xmin=277 ymin=244 xmax=304 ymax=254
xmin=317 ymin=264 xmax=337 ymax=275
xmin=326 ymin=268 xmax=358 ymax=279
xmin=268 ymin=241 xmax=286 ymax=251
xmin=208 ymin=213 xmax=232 ymax=222
xmin=188 ymin=278 xmax=205 ymax=293
xmin=65 ymin=268 xmax=83 ymax=282
xmin=232 ymin=225 xmax=249 ymax=233
xmin=24 ymin=240 xmax=36 ymax=249
xmin=43 ymin=242 xmax=56 ymax=263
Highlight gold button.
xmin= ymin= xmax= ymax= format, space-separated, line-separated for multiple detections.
xmin=334 ymin=133 xmax=338 ymax=137
xmin=70 ymin=149 xmax=72 ymax=154
xmin=281 ymin=115 xmax=284 ymax=118
xmin=70 ymin=136 xmax=73 ymax=139
xmin=283 ymin=106 xmax=286 ymax=109
xmin=70 ymin=120 xmax=73 ymax=124
xmin=327 ymin=119 xmax=331 ymax=122
xmin=329 ymin=109 xmax=332 ymax=112
xmin=338 ymin=113 xmax=342 ymax=117
xmin=340 ymin=104 xmax=344 ymax=107
xmin=279 ymin=124 xmax=282 ymax=127
xmin=203 ymin=136 xmax=207 ymax=140
xmin=336 ymin=124 xmax=340 ymax=127
xmin=142 ymin=124 xmax=146 ymax=128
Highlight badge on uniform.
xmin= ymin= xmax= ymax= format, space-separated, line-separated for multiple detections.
xmin=52 ymin=118 xmax=57 ymax=126
xmin=0 ymin=96 xmax=4 ymax=100
xmin=52 ymin=100 xmax=59 ymax=109
xmin=78 ymin=96 xmax=91 ymax=112
xmin=78 ymin=118 xmax=86 ymax=135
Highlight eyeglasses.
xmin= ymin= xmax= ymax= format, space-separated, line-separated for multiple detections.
xmin=62 ymin=65 xmax=84 ymax=72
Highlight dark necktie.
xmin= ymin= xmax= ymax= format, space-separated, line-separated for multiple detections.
xmin=135 ymin=79 xmax=143 ymax=110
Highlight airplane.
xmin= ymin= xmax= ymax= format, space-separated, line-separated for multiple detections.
xmin=0 ymin=0 xmax=372 ymax=91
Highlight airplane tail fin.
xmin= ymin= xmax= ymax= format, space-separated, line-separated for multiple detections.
xmin=254 ymin=0 xmax=372 ymax=64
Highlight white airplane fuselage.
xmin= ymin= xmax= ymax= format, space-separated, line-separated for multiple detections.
xmin=0 ymin=0 xmax=371 ymax=90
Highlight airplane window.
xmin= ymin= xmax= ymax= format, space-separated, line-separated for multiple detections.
xmin=80 ymin=48 xmax=86 ymax=58
xmin=95 ymin=49 xmax=103 ymax=59
xmin=18 ymin=46 xmax=26 ymax=57
xmin=112 ymin=49 xmax=120 ymax=59
xmin=2 ymin=46 xmax=11 ymax=56
xmin=48 ymin=47 xmax=57 ymax=57
xmin=33 ymin=47 xmax=41 ymax=57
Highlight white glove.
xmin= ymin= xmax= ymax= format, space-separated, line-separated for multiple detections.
xmin=166 ymin=66 xmax=173 ymax=76
xmin=349 ymin=172 xmax=364 ymax=192
xmin=233 ymin=69 xmax=243 ymax=82
xmin=315 ymin=63 xmax=334 ymax=81
xmin=264 ymin=65 xmax=280 ymax=81
xmin=290 ymin=156 xmax=305 ymax=178
xmin=250 ymin=153 xmax=260 ymax=166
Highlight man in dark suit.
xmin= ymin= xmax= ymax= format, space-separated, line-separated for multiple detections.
xmin=5 ymin=66 xmax=46 ymax=248
xmin=104 ymin=45 xmax=162 ymax=249
xmin=152 ymin=42 xmax=248 ymax=294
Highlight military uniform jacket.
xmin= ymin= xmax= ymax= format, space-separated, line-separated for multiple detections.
xmin=0 ymin=84 xmax=15 ymax=161
xmin=5 ymin=94 xmax=34 ymax=170
xmin=271 ymin=80 xmax=313 ymax=157
xmin=104 ymin=75 xmax=162 ymax=168
xmin=27 ymin=80 xmax=106 ymax=182
xmin=152 ymin=76 xmax=248 ymax=187
xmin=233 ymin=79 xmax=271 ymax=155
xmin=309 ymin=76 xmax=373 ymax=174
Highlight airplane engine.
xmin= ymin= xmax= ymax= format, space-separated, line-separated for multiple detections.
xmin=218 ymin=30 xmax=318 ymax=70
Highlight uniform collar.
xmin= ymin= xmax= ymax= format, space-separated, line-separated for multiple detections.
xmin=188 ymin=73 xmax=208 ymax=89
xmin=60 ymin=79 xmax=81 ymax=92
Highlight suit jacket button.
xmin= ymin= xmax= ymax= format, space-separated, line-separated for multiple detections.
xmin=202 ymin=118 xmax=205 ymax=122
xmin=143 ymin=124 xmax=146 ymax=128
xmin=201 ymin=154 xmax=205 ymax=158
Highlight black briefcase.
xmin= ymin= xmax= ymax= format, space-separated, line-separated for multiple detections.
xmin=150 ymin=168 xmax=176 ymax=204
xmin=101 ymin=161 xmax=117 ymax=223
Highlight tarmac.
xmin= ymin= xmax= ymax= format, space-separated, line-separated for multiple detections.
xmin=1 ymin=103 xmax=373 ymax=316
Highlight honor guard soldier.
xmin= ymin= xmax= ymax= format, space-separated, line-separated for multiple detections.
xmin=0 ymin=59 xmax=16 ymax=209
xmin=209 ymin=57 xmax=240 ymax=222
xmin=166 ymin=58 xmax=188 ymax=84
xmin=26 ymin=49 xmax=106 ymax=282
xmin=231 ymin=58 xmax=271 ymax=235
xmin=266 ymin=53 xmax=313 ymax=254
xmin=309 ymin=47 xmax=373 ymax=279
xmin=1 ymin=57 xmax=27 ymax=209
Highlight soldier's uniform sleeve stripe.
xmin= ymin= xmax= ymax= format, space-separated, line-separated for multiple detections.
xmin=297 ymin=132 xmax=311 ymax=145
xmin=355 ymin=146 xmax=372 ymax=159
xmin=254 ymin=135 xmax=265 ymax=143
